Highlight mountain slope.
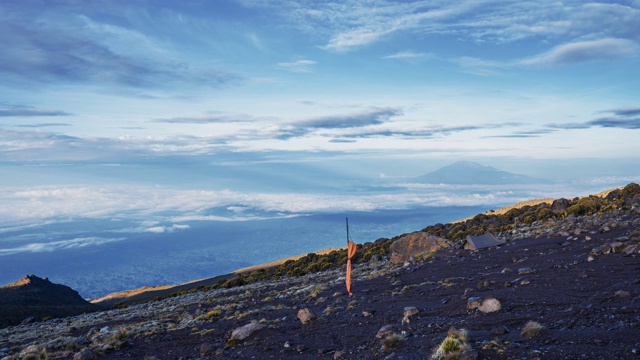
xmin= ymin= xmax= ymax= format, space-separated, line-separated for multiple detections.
xmin=415 ymin=161 xmax=548 ymax=185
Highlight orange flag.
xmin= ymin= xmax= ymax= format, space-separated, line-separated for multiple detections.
xmin=346 ymin=240 xmax=357 ymax=297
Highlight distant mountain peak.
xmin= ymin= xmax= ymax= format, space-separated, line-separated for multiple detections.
xmin=415 ymin=161 xmax=548 ymax=185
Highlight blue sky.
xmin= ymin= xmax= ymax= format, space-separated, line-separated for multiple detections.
xmin=1 ymin=0 xmax=640 ymax=246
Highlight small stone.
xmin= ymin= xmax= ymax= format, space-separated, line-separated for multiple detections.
xmin=491 ymin=326 xmax=509 ymax=335
xmin=614 ymin=290 xmax=631 ymax=299
xmin=296 ymin=345 xmax=307 ymax=353
xmin=610 ymin=242 xmax=626 ymax=253
xmin=369 ymin=254 xmax=383 ymax=266
xmin=460 ymin=349 xmax=479 ymax=360
xmin=297 ymin=308 xmax=316 ymax=325
xmin=591 ymin=244 xmax=611 ymax=256
xmin=333 ymin=350 xmax=346 ymax=359
xmin=20 ymin=317 xmax=36 ymax=325
xmin=73 ymin=349 xmax=96 ymax=360
xmin=518 ymin=267 xmax=534 ymax=275
xmin=362 ymin=309 xmax=375 ymax=317
xmin=403 ymin=306 xmax=418 ymax=317
xmin=376 ymin=324 xmax=399 ymax=338
xmin=623 ymin=244 xmax=638 ymax=255
xmin=467 ymin=297 xmax=482 ymax=311
xmin=200 ymin=343 xmax=216 ymax=356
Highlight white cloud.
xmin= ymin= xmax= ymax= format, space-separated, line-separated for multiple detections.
xmin=383 ymin=51 xmax=432 ymax=60
xmin=455 ymin=56 xmax=505 ymax=76
xmin=521 ymin=38 xmax=639 ymax=65
xmin=276 ymin=59 xmax=317 ymax=73
xmin=1 ymin=183 xmax=562 ymax=228
xmin=0 ymin=237 xmax=126 ymax=256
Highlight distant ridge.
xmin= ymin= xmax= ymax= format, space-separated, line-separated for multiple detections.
xmin=415 ymin=161 xmax=548 ymax=185
xmin=0 ymin=275 xmax=98 ymax=328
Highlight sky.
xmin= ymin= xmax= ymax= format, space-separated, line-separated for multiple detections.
xmin=1 ymin=0 xmax=640 ymax=249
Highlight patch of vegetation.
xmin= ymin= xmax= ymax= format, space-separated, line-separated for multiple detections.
xmin=196 ymin=308 xmax=222 ymax=321
xmin=225 ymin=338 xmax=242 ymax=348
xmin=521 ymin=321 xmax=545 ymax=338
xmin=19 ymin=348 xmax=50 ymax=360
xmin=381 ymin=333 xmax=405 ymax=351
xmin=431 ymin=327 xmax=470 ymax=360
xmin=422 ymin=182 xmax=640 ymax=241
xmin=108 ymin=329 xmax=129 ymax=349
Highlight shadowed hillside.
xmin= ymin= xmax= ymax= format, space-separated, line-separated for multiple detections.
xmin=0 ymin=275 xmax=98 ymax=328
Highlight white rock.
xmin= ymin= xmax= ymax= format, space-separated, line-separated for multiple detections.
xmin=478 ymin=297 xmax=502 ymax=313
xmin=230 ymin=323 xmax=266 ymax=341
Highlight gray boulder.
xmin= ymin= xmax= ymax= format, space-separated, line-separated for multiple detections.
xmin=230 ymin=322 xmax=266 ymax=341
xmin=390 ymin=232 xmax=453 ymax=264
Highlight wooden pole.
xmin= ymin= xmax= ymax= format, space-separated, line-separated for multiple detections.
xmin=346 ymin=217 xmax=349 ymax=244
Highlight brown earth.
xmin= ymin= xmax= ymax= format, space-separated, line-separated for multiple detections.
xmin=2 ymin=208 xmax=639 ymax=359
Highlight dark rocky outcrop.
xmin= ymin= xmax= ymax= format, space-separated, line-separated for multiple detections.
xmin=551 ymin=198 xmax=570 ymax=213
xmin=0 ymin=275 xmax=98 ymax=328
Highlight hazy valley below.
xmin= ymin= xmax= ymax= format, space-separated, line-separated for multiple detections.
xmin=0 ymin=206 xmax=490 ymax=299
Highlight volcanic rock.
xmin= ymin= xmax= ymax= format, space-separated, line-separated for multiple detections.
xmin=230 ymin=322 xmax=266 ymax=341
xmin=551 ymin=198 xmax=570 ymax=213
xmin=390 ymin=232 xmax=453 ymax=264
xmin=297 ymin=308 xmax=316 ymax=324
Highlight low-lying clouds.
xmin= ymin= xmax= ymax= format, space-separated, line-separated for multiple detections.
xmin=0 ymin=237 xmax=126 ymax=256
xmin=0 ymin=180 xmax=587 ymax=229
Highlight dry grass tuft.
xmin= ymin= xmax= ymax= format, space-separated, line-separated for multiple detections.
xmin=381 ymin=333 xmax=405 ymax=351
xmin=521 ymin=321 xmax=545 ymax=338
xmin=431 ymin=328 xmax=471 ymax=359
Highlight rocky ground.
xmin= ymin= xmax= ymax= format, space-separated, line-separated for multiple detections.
xmin=2 ymin=208 xmax=640 ymax=360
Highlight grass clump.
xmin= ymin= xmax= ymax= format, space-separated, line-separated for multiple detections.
xmin=108 ymin=330 xmax=128 ymax=347
xmin=431 ymin=328 xmax=470 ymax=360
xmin=521 ymin=321 xmax=545 ymax=338
xmin=225 ymin=338 xmax=242 ymax=348
xmin=381 ymin=333 xmax=405 ymax=351
xmin=197 ymin=309 xmax=222 ymax=321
